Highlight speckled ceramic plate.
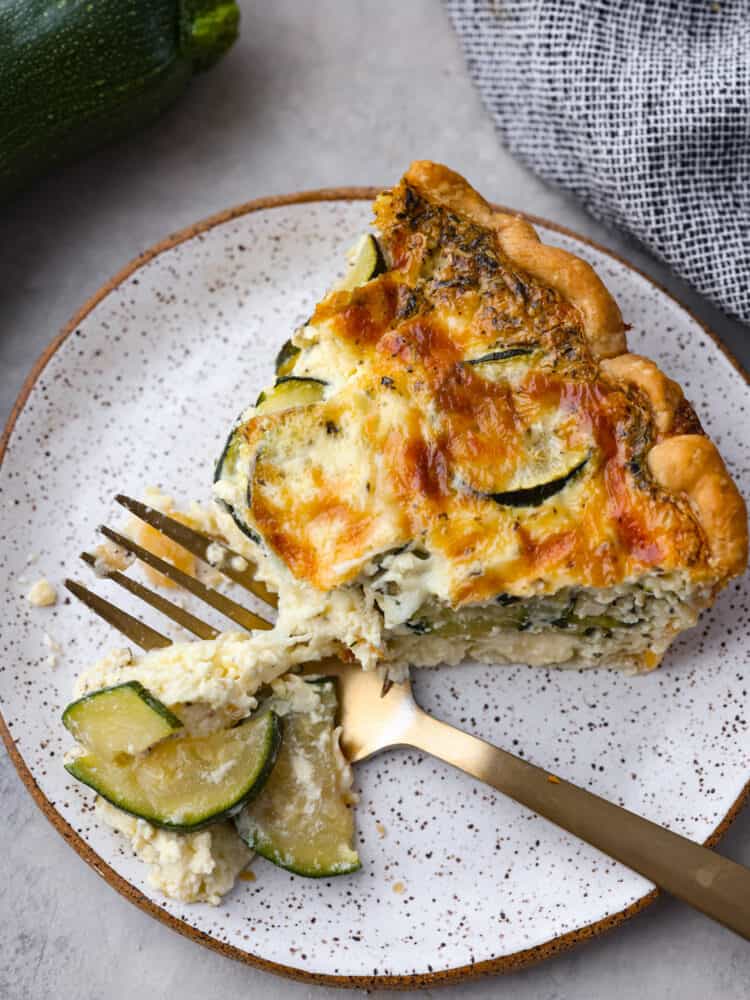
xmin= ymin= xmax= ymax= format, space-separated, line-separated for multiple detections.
xmin=1 ymin=191 xmax=749 ymax=990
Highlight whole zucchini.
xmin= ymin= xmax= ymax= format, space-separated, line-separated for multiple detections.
xmin=0 ymin=0 xmax=239 ymax=199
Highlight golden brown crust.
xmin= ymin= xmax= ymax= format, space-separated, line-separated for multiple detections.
xmin=600 ymin=353 xmax=685 ymax=436
xmin=404 ymin=161 xmax=627 ymax=360
xmin=647 ymin=435 xmax=748 ymax=580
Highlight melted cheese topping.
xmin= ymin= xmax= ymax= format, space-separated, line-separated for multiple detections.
xmin=223 ymin=178 xmax=708 ymax=611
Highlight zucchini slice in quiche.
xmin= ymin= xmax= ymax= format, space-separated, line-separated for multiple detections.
xmin=275 ymin=339 xmax=301 ymax=377
xmin=464 ymin=345 xmax=537 ymax=366
xmin=272 ymin=236 xmax=383 ymax=377
xmin=337 ymin=233 xmax=385 ymax=291
xmin=214 ymin=377 xmax=326 ymax=539
xmin=66 ymin=710 xmax=281 ymax=832
xmin=62 ymin=682 xmax=183 ymax=757
xmin=235 ymin=679 xmax=360 ymax=877
xmin=214 ymin=417 xmax=259 ymax=542
xmin=255 ymin=376 xmax=326 ymax=415
xmin=484 ymin=455 xmax=589 ymax=507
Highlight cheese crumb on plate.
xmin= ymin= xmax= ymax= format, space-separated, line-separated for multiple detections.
xmin=27 ymin=579 xmax=57 ymax=607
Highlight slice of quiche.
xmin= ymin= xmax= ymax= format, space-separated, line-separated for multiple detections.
xmin=215 ymin=161 xmax=747 ymax=676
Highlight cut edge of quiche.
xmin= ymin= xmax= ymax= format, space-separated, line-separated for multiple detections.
xmin=215 ymin=161 xmax=748 ymax=676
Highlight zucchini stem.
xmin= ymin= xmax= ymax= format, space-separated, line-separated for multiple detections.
xmin=184 ymin=1 xmax=240 ymax=71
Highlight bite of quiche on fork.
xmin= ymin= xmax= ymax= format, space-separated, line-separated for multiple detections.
xmin=215 ymin=161 xmax=747 ymax=676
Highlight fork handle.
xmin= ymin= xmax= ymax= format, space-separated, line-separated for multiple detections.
xmin=405 ymin=709 xmax=750 ymax=940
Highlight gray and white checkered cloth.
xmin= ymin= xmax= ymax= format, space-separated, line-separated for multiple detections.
xmin=445 ymin=0 xmax=750 ymax=324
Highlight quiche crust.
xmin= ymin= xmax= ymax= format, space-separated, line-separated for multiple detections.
xmin=403 ymin=160 xmax=626 ymax=360
xmin=647 ymin=435 xmax=748 ymax=580
xmin=600 ymin=353 xmax=686 ymax=436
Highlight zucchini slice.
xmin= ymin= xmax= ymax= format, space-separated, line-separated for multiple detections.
xmin=214 ymin=419 xmax=260 ymax=543
xmin=275 ymin=339 xmax=301 ymax=377
xmin=216 ymin=232 xmax=378 ymax=540
xmin=235 ymin=679 xmax=360 ymax=877
xmin=255 ymin=376 xmax=326 ymax=415
xmin=464 ymin=346 xmax=537 ymax=366
xmin=406 ymin=602 xmax=530 ymax=638
xmin=484 ymin=456 xmax=588 ymax=508
xmin=272 ymin=235 xmax=383 ymax=377
xmin=337 ymin=233 xmax=385 ymax=292
xmin=66 ymin=710 xmax=281 ymax=832
xmin=62 ymin=682 xmax=183 ymax=758
xmin=215 ymin=376 xmax=325 ymax=541
xmin=559 ymin=612 xmax=635 ymax=632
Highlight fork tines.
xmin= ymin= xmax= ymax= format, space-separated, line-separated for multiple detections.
xmin=115 ymin=495 xmax=278 ymax=607
xmin=65 ymin=496 xmax=277 ymax=650
xmin=65 ymin=579 xmax=173 ymax=651
xmin=79 ymin=551 xmax=220 ymax=641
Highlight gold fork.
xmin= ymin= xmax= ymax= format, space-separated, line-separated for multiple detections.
xmin=67 ymin=495 xmax=750 ymax=941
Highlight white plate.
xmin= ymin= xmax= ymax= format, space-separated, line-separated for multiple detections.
xmin=1 ymin=192 xmax=749 ymax=989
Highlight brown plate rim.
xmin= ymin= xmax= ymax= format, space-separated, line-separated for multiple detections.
xmin=1 ymin=186 xmax=748 ymax=991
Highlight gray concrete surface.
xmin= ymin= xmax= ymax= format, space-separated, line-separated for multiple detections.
xmin=1 ymin=2 xmax=749 ymax=997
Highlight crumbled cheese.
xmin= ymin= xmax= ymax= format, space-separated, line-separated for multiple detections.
xmin=212 ymin=478 xmax=242 ymax=513
xmin=27 ymin=579 xmax=57 ymax=607
xmin=270 ymin=673 xmax=325 ymax=718
xmin=230 ymin=555 xmax=248 ymax=572
xmin=95 ymin=799 xmax=252 ymax=904
xmin=93 ymin=542 xmax=134 ymax=575
xmin=205 ymin=542 xmax=226 ymax=567
xmin=143 ymin=485 xmax=175 ymax=512
xmin=74 ymin=632 xmax=307 ymax=730
xmin=43 ymin=632 xmax=62 ymax=668
xmin=183 ymin=498 xmax=226 ymax=535
xmin=95 ymin=646 xmax=134 ymax=672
